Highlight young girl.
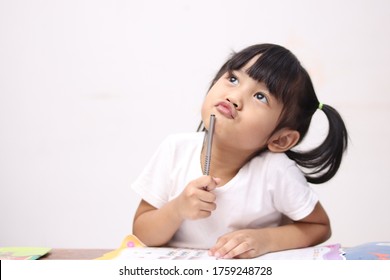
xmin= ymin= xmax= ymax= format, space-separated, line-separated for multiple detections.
xmin=131 ymin=43 xmax=348 ymax=259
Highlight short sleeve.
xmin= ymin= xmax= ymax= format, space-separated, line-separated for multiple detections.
xmin=271 ymin=164 xmax=319 ymax=221
xmin=131 ymin=136 xmax=175 ymax=209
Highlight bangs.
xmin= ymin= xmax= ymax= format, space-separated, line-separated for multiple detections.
xmin=225 ymin=44 xmax=303 ymax=104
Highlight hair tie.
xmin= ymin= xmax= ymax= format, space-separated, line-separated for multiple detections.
xmin=318 ymin=102 xmax=324 ymax=110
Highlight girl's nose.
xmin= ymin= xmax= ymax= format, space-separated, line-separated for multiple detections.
xmin=226 ymin=97 xmax=241 ymax=110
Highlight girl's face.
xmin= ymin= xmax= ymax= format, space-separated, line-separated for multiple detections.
xmin=201 ymin=57 xmax=284 ymax=154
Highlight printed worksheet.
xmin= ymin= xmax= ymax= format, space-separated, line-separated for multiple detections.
xmin=96 ymin=235 xmax=345 ymax=260
xmin=116 ymin=247 xmax=216 ymax=260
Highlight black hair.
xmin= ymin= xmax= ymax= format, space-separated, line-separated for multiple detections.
xmin=198 ymin=43 xmax=348 ymax=184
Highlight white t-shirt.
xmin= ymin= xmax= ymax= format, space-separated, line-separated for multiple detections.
xmin=131 ymin=132 xmax=318 ymax=249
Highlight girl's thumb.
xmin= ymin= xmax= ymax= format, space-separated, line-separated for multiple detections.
xmin=213 ymin=177 xmax=222 ymax=186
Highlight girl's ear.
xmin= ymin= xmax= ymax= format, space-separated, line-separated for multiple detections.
xmin=267 ymin=129 xmax=300 ymax=152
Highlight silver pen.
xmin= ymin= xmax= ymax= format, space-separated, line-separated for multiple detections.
xmin=204 ymin=114 xmax=216 ymax=176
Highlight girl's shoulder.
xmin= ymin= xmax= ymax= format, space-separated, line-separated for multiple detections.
xmin=246 ymin=151 xmax=308 ymax=188
xmin=249 ymin=151 xmax=299 ymax=174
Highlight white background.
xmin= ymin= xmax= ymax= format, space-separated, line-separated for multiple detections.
xmin=1 ymin=0 xmax=389 ymax=249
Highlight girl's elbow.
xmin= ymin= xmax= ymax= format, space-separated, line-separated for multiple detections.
xmin=323 ymin=223 xmax=332 ymax=242
xmin=316 ymin=223 xmax=331 ymax=245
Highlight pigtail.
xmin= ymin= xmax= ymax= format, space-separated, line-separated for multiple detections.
xmin=286 ymin=104 xmax=348 ymax=184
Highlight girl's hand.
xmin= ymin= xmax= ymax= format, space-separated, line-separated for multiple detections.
xmin=208 ymin=229 xmax=270 ymax=259
xmin=173 ymin=176 xmax=221 ymax=220
xmin=208 ymin=203 xmax=331 ymax=259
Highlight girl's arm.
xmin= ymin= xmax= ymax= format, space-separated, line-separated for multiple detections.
xmin=208 ymin=202 xmax=331 ymax=259
xmin=132 ymin=175 xmax=221 ymax=246
xmin=132 ymin=199 xmax=183 ymax=246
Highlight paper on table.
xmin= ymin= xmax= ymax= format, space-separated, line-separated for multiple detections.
xmin=97 ymin=235 xmax=345 ymax=260
xmin=0 ymin=247 xmax=51 ymax=260
xmin=255 ymin=244 xmax=345 ymax=260
xmin=344 ymin=242 xmax=390 ymax=260
xmin=116 ymin=247 xmax=216 ymax=260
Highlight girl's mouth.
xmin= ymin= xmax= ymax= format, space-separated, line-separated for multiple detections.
xmin=216 ymin=101 xmax=236 ymax=119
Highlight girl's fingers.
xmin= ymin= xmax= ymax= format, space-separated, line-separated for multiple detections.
xmin=209 ymin=230 xmax=259 ymax=259
xmin=199 ymin=200 xmax=217 ymax=212
xmin=205 ymin=177 xmax=222 ymax=191
xmin=179 ymin=175 xmax=221 ymax=220
xmin=198 ymin=189 xmax=216 ymax=203
xmin=194 ymin=176 xmax=221 ymax=191
xmin=220 ymin=242 xmax=253 ymax=259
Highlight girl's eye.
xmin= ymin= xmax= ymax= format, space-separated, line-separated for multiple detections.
xmin=254 ymin=92 xmax=268 ymax=104
xmin=228 ymin=75 xmax=239 ymax=85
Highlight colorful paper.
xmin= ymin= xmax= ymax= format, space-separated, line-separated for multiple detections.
xmin=0 ymin=247 xmax=51 ymax=260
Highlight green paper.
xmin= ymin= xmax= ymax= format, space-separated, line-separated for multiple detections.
xmin=0 ymin=247 xmax=51 ymax=260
